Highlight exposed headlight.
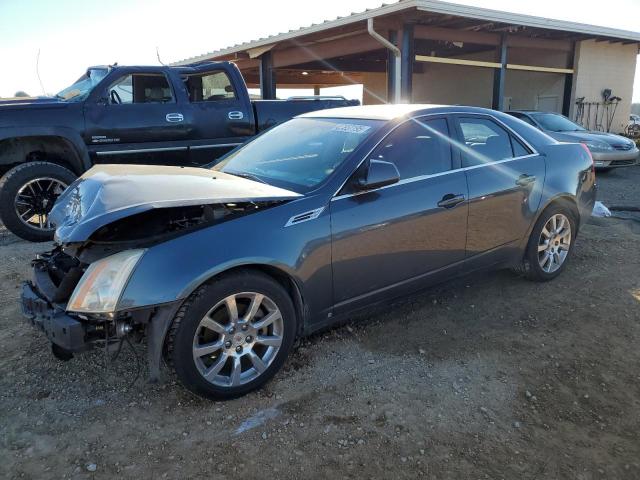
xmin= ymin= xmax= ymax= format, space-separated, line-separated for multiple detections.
xmin=67 ymin=249 xmax=145 ymax=314
xmin=581 ymin=140 xmax=613 ymax=152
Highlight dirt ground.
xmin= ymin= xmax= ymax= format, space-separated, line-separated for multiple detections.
xmin=1 ymin=166 xmax=639 ymax=480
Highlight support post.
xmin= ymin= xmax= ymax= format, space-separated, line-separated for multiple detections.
xmin=387 ymin=30 xmax=398 ymax=103
xmin=492 ymin=33 xmax=507 ymax=111
xmin=562 ymin=41 xmax=576 ymax=116
xmin=313 ymin=85 xmax=320 ymax=96
xmin=260 ymin=51 xmax=276 ymax=100
xmin=400 ymin=24 xmax=414 ymax=103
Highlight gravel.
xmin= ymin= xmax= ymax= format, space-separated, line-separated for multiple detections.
xmin=1 ymin=168 xmax=640 ymax=478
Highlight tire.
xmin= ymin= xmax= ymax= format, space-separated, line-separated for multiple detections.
xmin=0 ymin=162 xmax=76 ymax=242
xmin=166 ymin=271 xmax=297 ymax=400
xmin=520 ymin=203 xmax=577 ymax=282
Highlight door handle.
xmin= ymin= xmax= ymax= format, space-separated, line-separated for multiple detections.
xmin=516 ymin=174 xmax=536 ymax=187
xmin=166 ymin=113 xmax=184 ymax=123
xmin=437 ymin=194 xmax=465 ymax=209
xmin=228 ymin=111 xmax=244 ymax=120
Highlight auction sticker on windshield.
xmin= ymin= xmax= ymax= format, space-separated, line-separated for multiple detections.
xmin=331 ymin=124 xmax=372 ymax=134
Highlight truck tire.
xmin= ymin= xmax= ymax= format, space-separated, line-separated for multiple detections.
xmin=0 ymin=162 xmax=76 ymax=242
xmin=167 ymin=271 xmax=297 ymax=400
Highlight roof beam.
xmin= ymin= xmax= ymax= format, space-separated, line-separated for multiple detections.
xmin=272 ymin=32 xmax=385 ymax=68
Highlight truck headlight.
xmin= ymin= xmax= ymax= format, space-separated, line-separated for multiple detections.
xmin=581 ymin=140 xmax=613 ymax=152
xmin=67 ymin=249 xmax=145 ymax=314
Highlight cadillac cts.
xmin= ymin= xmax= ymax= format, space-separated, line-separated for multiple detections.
xmin=21 ymin=105 xmax=596 ymax=399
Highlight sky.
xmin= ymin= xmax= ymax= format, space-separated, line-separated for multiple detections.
xmin=0 ymin=0 xmax=639 ymax=101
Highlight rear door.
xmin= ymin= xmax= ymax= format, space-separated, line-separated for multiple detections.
xmin=330 ymin=116 xmax=468 ymax=313
xmin=181 ymin=68 xmax=252 ymax=165
xmin=84 ymin=69 xmax=191 ymax=165
xmin=453 ymin=114 xmax=545 ymax=259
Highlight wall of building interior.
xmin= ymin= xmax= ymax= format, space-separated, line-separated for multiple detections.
xmin=571 ymin=39 xmax=638 ymax=133
xmin=411 ymin=47 xmax=569 ymax=112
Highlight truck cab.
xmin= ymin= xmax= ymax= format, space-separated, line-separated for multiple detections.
xmin=0 ymin=62 xmax=358 ymax=241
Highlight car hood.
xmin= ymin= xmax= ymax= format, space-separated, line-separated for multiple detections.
xmin=547 ymin=130 xmax=636 ymax=147
xmin=50 ymin=164 xmax=301 ymax=243
xmin=0 ymin=97 xmax=67 ymax=109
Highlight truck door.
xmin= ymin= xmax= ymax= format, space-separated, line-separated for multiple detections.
xmin=180 ymin=68 xmax=252 ymax=165
xmin=84 ymin=69 xmax=191 ymax=165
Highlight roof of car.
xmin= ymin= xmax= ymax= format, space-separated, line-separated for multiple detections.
xmin=508 ymin=110 xmax=563 ymax=115
xmin=300 ymin=104 xmax=453 ymax=120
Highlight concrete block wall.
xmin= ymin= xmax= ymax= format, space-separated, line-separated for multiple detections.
xmin=571 ymin=40 xmax=639 ymax=133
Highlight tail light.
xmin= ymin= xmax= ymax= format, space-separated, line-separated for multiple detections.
xmin=579 ymin=143 xmax=595 ymax=174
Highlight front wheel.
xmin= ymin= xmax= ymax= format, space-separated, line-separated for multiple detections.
xmin=166 ymin=271 xmax=297 ymax=400
xmin=0 ymin=162 xmax=76 ymax=242
xmin=520 ymin=204 xmax=577 ymax=282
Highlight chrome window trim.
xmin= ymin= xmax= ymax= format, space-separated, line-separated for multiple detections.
xmin=330 ymin=111 xmax=540 ymax=201
xmin=332 ymin=154 xmax=539 ymax=201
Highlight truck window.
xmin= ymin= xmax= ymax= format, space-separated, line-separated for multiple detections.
xmin=184 ymin=71 xmax=236 ymax=102
xmin=107 ymin=74 xmax=174 ymax=104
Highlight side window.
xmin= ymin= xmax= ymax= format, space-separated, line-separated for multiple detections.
xmin=184 ymin=71 xmax=236 ymax=102
xmin=459 ymin=117 xmax=525 ymax=167
xmin=369 ymin=118 xmax=453 ymax=180
xmin=107 ymin=74 xmax=174 ymax=104
xmin=511 ymin=136 xmax=530 ymax=157
xmin=518 ymin=115 xmax=538 ymax=127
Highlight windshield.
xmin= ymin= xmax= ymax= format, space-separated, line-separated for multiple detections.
xmin=531 ymin=113 xmax=585 ymax=132
xmin=56 ymin=68 xmax=109 ymax=102
xmin=213 ymin=117 xmax=382 ymax=193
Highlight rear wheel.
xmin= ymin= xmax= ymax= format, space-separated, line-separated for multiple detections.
xmin=520 ymin=204 xmax=577 ymax=282
xmin=0 ymin=162 xmax=76 ymax=242
xmin=167 ymin=271 xmax=297 ymax=400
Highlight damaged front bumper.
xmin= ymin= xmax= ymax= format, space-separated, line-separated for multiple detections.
xmin=21 ymin=281 xmax=88 ymax=353
xmin=20 ymin=252 xmax=182 ymax=381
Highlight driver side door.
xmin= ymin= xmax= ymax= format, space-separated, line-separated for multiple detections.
xmin=330 ymin=116 xmax=469 ymax=314
xmin=83 ymin=69 xmax=191 ymax=165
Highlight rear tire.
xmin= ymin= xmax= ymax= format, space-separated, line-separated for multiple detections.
xmin=520 ymin=203 xmax=577 ymax=282
xmin=0 ymin=162 xmax=76 ymax=242
xmin=167 ymin=271 xmax=297 ymax=400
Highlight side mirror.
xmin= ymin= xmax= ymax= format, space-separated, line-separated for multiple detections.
xmin=357 ymin=159 xmax=400 ymax=191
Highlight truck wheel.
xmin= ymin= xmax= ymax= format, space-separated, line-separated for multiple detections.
xmin=0 ymin=162 xmax=76 ymax=242
xmin=520 ymin=204 xmax=577 ymax=282
xmin=166 ymin=271 xmax=297 ymax=400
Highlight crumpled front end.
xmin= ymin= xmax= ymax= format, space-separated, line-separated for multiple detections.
xmin=21 ymin=245 xmax=181 ymax=379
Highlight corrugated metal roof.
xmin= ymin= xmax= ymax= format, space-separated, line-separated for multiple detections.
xmin=172 ymin=0 xmax=640 ymax=66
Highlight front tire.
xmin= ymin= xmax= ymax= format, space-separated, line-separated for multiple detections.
xmin=166 ymin=271 xmax=297 ymax=400
xmin=0 ymin=162 xmax=76 ymax=242
xmin=521 ymin=204 xmax=577 ymax=282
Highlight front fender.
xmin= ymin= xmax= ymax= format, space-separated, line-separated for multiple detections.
xmin=0 ymin=126 xmax=91 ymax=173
xmin=117 ymin=200 xmax=333 ymax=321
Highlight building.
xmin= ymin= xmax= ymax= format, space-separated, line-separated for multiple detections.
xmin=174 ymin=0 xmax=640 ymax=133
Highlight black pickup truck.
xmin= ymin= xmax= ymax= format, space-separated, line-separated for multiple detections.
xmin=0 ymin=62 xmax=357 ymax=241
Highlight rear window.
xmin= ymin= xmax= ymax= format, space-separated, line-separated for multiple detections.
xmin=184 ymin=71 xmax=236 ymax=102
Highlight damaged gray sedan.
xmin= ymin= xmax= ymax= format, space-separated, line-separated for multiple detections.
xmin=21 ymin=105 xmax=596 ymax=399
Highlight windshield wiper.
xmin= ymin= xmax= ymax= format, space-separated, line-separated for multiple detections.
xmin=226 ymin=171 xmax=267 ymax=184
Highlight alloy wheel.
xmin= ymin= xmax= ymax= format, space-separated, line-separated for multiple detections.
xmin=192 ymin=292 xmax=284 ymax=387
xmin=14 ymin=177 xmax=68 ymax=231
xmin=537 ymin=213 xmax=572 ymax=273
